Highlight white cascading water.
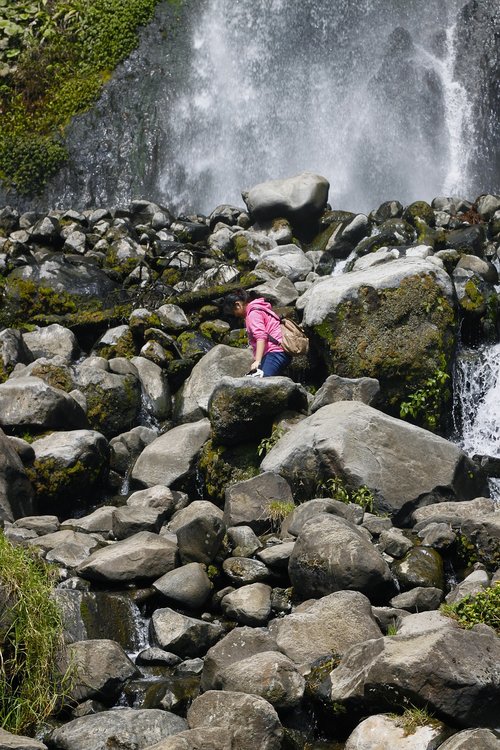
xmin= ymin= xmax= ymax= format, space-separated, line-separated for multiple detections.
xmin=159 ymin=0 xmax=474 ymax=214
xmin=454 ymin=343 xmax=500 ymax=500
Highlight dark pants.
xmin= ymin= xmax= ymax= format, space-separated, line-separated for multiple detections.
xmin=261 ymin=351 xmax=292 ymax=376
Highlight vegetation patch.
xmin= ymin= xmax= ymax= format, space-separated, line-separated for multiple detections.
xmin=399 ymin=368 xmax=450 ymax=431
xmin=0 ymin=0 xmax=173 ymax=195
xmin=441 ymin=583 xmax=500 ymax=633
xmin=0 ymin=530 xmax=71 ymax=733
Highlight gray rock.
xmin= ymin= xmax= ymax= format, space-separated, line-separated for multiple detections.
xmin=30 ymin=429 xmax=109 ymax=504
xmin=209 ymin=376 xmax=308 ymax=445
xmin=74 ymin=363 xmax=141 ymax=438
xmin=6 ymin=435 xmax=35 ymax=464
xmin=221 ymin=583 xmax=272 ymax=625
xmin=201 ymin=626 xmax=278 ymax=692
xmin=0 ymin=729 xmax=47 ymax=750
xmin=110 ymin=425 xmax=157 ymax=475
xmin=255 ymin=244 xmax=313 ymax=281
xmin=392 ymin=547 xmax=444 ymax=591
xmin=437 ymin=728 xmax=500 ymax=749
xmin=156 ymin=303 xmax=190 ymax=331
xmin=111 ymin=506 xmax=166 ymax=539
xmin=219 ymin=650 xmax=305 ymax=708
xmin=150 ymin=608 xmax=223 ymax=657
xmin=460 ymin=513 xmax=500 ymax=569
xmin=224 ymin=472 xmax=295 ymax=534
xmin=456 ymin=254 xmax=498 ymax=283
xmin=22 ymin=324 xmax=80 ymax=362
xmin=227 ymin=525 xmax=262 ymax=557
xmin=268 ymin=590 xmax=382 ymax=668
xmin=390 ymin=587 xmax=443 ymax=612
xmin=257 ymin=541 xmax=295 ymax=570
xmin=223 ymin=557 xmax=271 ymax=585
xmin=77 ymin=531 xmax=177 ymax=583
xmin=145 ymin=727 xmax=233 ymax=750
xmin=49 ymin=708 xmax=187 ymax=750
xmin=170 ymin=501 xmax=225 ymax=565
xmin=412 ymin=497 xmax=496 ymax=527
xmin=13 ymin=514 xmax=59 ymax=535
xmin=476 ymin=194 xmax=500 ymax=220
xmin=417 ymin=522 xmax=456 ymax=550
xmin=361 ymin=514 xmax=393 ymax=537
xmin=29 ymin=529 xmax=99 ymax=555
xmin=396 ymin=610 xmax=459 ymax=637
xmin=130 ymin=355 xmax=171 ymax=421
xmin=67 ymin=639 xmax=139 ymax=702
xmin=126 ymin=485 xmax=180 ymax=517
xmin=445 ymin=570 xmax=490 ymax=605
xmin=0 ymin=376 xmax=87 ymax=430
xmin=174 ymin=345 xmax=253 ymax=423
xmin=250 ymin=276 xmax=298 ymax=306
xmin=187 ymin=690 xmax=283 ymax=750
xmin=378 ymin=528 xmax=413 ymax=558
xmin=284 ymin=498 xmax=362 ymax=537
xmin=131 ymin=419 xmax=211 ymax=489
xmin=0 ymin=328 xmax=33 ymax=374
xmin=289 ymin=514 xmax=395 ymax=603
xmin=261 ymin=402 xmax=486 ymax=523
xmin=311 ymin=375 xmax=380 ymax=412
xmin=0 ymin=427 xmax=33 ymax=521
xmin=242 ymin=172 xmax=329 ymax=223
xmin=324 ymin=628 xmax=500 ymax=727
xmin=61 ymin=507 xmax=115 ymax=536
xmin=153 ymin=563 xmax=212 ymax=609
xmin=344 ymin=714 xmax=449 ymax=750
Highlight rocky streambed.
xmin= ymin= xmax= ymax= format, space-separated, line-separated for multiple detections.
xmin=0 ymin=173 xmax=499 ymax=750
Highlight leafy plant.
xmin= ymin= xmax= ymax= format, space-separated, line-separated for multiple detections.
xmin=266 ymin=500 xmax=296 ymax=531
xmin=399 ymin=368 xmax=450 ymax=431
xmin=441 ymin=583 xmax=500 ymax=633
xmin=257 ymin=425 xmax=285 ymax=457
xmin=317 ymin=476 xmax=375 ymax=513
xmin=0 ymin=530 xmax=72 ymax=733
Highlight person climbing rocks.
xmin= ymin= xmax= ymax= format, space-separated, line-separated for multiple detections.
xmin=223 ymin=289 xmax=291 ymax=377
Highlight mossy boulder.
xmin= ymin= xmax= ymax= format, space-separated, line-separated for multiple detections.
xmin=74 ymin=364 xmax=141 ymax=438
xmin=391 ymin=547 xmax=445 ymax=591
xmin=297 ymin=258 xmax=457 ymax=413
xmin=198 ymin=439 xmax=261 ymax=505
xmin=402 ymin=201 xmax=436 ymax=228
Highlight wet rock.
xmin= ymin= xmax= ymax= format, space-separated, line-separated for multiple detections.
xmin=187 ymin=690 xmax=283 ymax=750
xmin=49 ymin=708 xmax=187 ymax=750
xmin=77 ymin=531 xmax=177 ymax=583
xmin=392 ymin=547 xmax=444 ymax=591
xmin=288 ymin=514 xmax=395 ymax=603
xmin=67 ymin=639 xmax=140 ymax=703
xmin=150 ymin=608 xmax=223 ymax=657
xmin=131 ymin=419 xmax=211 ymax=489
xmin=219 ymin=650 xmax=304 ymax=709
xmin=268 ymin=590 xmax=382 ymax=669
xmin=130 ymin=355 xmax=171 ymax=421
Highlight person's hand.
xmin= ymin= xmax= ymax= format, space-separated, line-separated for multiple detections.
xmin=251 ymin=360 xmax=262 ymax=371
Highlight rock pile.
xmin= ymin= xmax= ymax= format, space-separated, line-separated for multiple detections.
xmin=0 ymin=174 xmax=499 ymax=749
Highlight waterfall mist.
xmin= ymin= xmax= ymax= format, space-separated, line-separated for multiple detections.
xmin=18 ymin=0 xmax=500 ymax=214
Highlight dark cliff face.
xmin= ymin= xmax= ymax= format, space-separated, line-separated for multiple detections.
xmin=453 ymin=0 xmax=500 ymax=196
xmin=1 ymin=0 xmax=499 ymax=214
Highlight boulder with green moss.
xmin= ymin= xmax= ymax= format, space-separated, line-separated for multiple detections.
xmin=297 ymin=257 xmax=457 ymax=412
xmin=198 ymin=438 xmax=261 ymax=505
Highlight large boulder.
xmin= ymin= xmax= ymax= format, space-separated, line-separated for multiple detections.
xmin=0 ymin=376 xmax=87 ymax=430
xmin=224 ymin=472 xmax=295 ymax=534
xmin=321 ymin=628 xmax=500 ymax=728
xmin=73 ymin=362 xmax=141 ymax=438
xmin=22 ymin=324 xmax=79 ymax=362
xmin=261 ymin=401 xmax=487 ymax=523
xmin=187 ymin=690 xmax=283 ymax=750
xmin=344 ymin=714 xmax=450 ymax=750
xmin=208 ymin=376 xmax=308 ymax=445
xmin=255 ymin=244 xmax=313 ymax=281
xmin=242 ymin=172 xmax=329 ymax=224
xmin=218 ymin=651 xmax=305 ymax=709
xmin=288 ymin=515 xmax=395 ymax=603
xmin=67 ymin=639 xmax=139 ymax=703
xmin=201 ymin=626 xmax=278 ymax=692
xmin=77 ymin=531 xmax=177 ymax=583
xmin=0 ymin=427 xmax=33 ymax=521
xmin=268 ymin=591 xmax=382 ymax=669
xmin=174 ymin=345 xmax=252 ymax=423
xmin=297 ymin=258 xmax=456 ymax=409
xmin=150 ymin=608 xmax=223 ymax=657
xmin=28 ymin=429 xmax=109 ymax=506
xmin=131 ymin=419 xmax=211 ymax=489
xmin=48 ymin=708 xmax=186 ymax=750
xmin=438 ymin=729 xmax=500 ymax=749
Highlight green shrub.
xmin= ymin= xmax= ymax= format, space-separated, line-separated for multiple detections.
xmin=0 ymin=0 xmax=173 ymax=195
xmin=441 ymin=583 xmax=500 ymax=633
xmin=0 ymin=531 xmax=71 ymax=733
xmin=399 ymin=368 xmax=450 ymax=431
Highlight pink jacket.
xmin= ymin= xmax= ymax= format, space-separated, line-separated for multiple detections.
xmin=245 ymin=298 xmax=283 ymax=357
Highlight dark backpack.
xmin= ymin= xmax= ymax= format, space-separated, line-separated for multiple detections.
xmin=254 ymin=306 xmax=309 ymax=357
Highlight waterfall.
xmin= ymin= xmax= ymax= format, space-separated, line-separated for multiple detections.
xmin=454 ymin=343 xmax=500 ymax=500
xmin=13 ymin=0 xmax=499 ymax=214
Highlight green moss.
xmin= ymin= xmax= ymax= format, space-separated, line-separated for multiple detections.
xmin=305 ymin=655 xmax=341 ymax=698
xmin=84 ymin=376 xmax=139 ymax=436
xmin=402 ymin=201 xmax=435 ymax=228
xmin=0 ymin=0 xmax=177 ymax=195
xmin=26 ymin=457 xmax=89 ymax=500
xmin=461 ymin=278 xmax=486 ymax=313
xmin=98 ymin=329 xmax=137 ymax=360
xmin=441 ymin=583 xmax=500 ymax=633
xmin=104 ymin=248 xmax=140 ymax=278
xmin=30 ymin=363 xmax=74 ymax=392
xmin=313 ymin=274 xmax=456 ymax=413
xmin=0 ymin=278 xmax=78 ymax=328
xmin=198 ymin=439 xmax=260 ymax=505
